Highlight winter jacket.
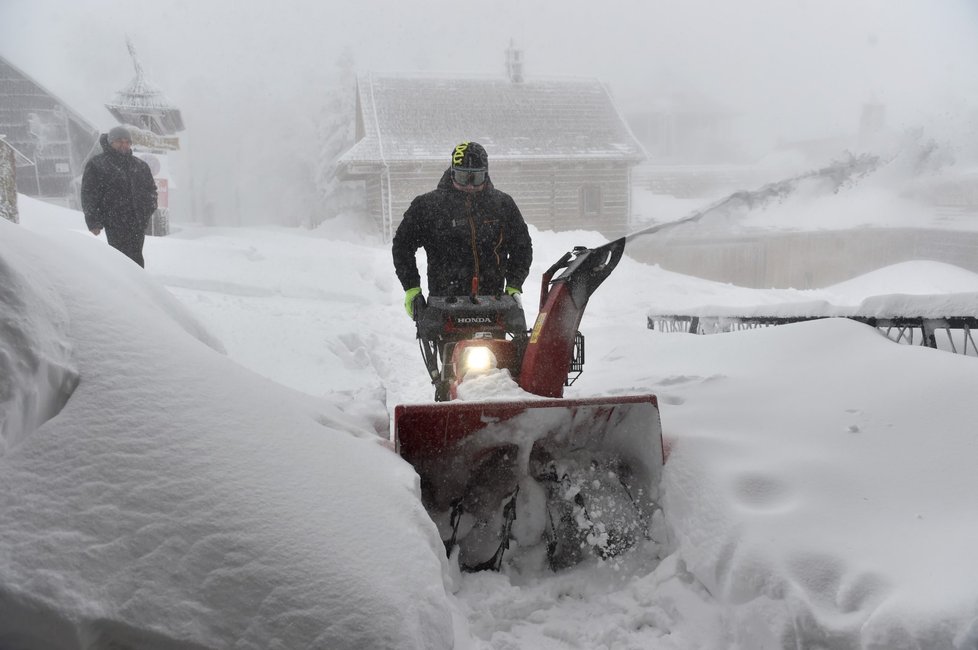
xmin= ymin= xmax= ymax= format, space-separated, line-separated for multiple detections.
xmin=393 ymin=170 xmax=532 ymax=297
xmin=81 ymin=134 xmax=158 ymax=232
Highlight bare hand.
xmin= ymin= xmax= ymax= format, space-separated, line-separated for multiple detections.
xmin=90 ymin=228 xmax=102 ymax=236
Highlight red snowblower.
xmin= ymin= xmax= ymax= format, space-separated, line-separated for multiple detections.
xmin=394 ymin=238 xmax=664 ymax=571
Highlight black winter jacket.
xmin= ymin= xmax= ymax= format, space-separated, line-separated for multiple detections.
xmin=81 ymin=134 xmax=158 ymax=231
xmin=393 ymin=170 xmax=532 ymax=297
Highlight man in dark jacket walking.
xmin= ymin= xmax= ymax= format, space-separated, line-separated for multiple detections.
xmin=81 ymin=125 xmax=158 ymax=267
xmin=393 ymin=141 xmax=532 ymax=318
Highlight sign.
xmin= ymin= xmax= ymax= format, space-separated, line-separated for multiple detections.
xmin=156 ymin=178 xmax=169 ymax=208
xmin=138 ymin=153 xmax=162 ymax=176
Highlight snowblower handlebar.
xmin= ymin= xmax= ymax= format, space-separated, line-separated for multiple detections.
xmin=538 ymin=251 xmax=574 ymax=312
xmin=415 ymin=295 xmax=528 ymax=341
xmin=538 ymin=238 xmax=626 ymax=311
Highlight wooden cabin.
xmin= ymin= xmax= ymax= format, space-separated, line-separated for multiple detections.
xmin=336 ymin=73 xmax=646 ymax=240
xmin=0 ymin=55 xmax=98 ymax=206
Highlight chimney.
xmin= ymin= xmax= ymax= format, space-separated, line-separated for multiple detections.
xmin=505 ymin=39 xmax=524 ymax=84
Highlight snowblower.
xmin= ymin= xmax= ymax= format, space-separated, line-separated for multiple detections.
xmin=394 ymin=238 xmax=664 ymax=572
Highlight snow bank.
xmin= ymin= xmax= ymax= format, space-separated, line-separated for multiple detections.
xmin=577 ymin=316 xmax=978 ymax=648
xmin=825 ymin=260 xmax=978 ymax=299
xmin=0 ymin=220 xmax=454 ymax=649
xmin=643 ymin=260 xmax=978 ymax=322
xmin=0 ymin=238 xmax=77 ymax=454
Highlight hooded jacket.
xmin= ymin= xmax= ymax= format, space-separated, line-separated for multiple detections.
xmin=393 ymin=169 xmax=532 ymax=297
xmin=81 ymin=133 xmax=158 ymax=231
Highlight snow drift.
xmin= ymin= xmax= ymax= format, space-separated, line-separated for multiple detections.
xmin=0 ymin=219 xmax=454 ymax=649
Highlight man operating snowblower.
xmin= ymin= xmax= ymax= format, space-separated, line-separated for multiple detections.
xmin=391 ymin=142 xmax=663 ymax=572
xmin=392 ymin=141 xmax=533 ymax=400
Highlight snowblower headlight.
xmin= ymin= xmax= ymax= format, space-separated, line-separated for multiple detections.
xmin=459 ymin=346 xmax=496 ymax=376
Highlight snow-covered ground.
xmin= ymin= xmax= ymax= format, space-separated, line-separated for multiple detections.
xmin=4 ymin=193 xmax=978 ymax=649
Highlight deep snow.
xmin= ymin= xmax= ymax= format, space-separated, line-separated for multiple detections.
xmin=3 ymin=191 xmax=978 ymax=649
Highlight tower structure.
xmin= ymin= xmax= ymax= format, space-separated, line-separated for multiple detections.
xmin=106 ymin=38 xmax=184 ymax=137
xmin=106 ymin=39 xmax=185 ymax=235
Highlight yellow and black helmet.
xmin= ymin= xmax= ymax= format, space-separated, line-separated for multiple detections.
xmin=450 ymin=141 xmax=488 ymax=170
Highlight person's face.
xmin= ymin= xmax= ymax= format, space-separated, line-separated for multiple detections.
xmin=110 ymin=138 xmax=132 ymax=154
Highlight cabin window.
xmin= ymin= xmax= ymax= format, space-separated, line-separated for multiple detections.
xmin=580 ymin=185 xmax=602 ymax=217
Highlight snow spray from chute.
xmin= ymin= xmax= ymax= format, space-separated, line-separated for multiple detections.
xmin=623 ymin=153 xmax=884 ymax=244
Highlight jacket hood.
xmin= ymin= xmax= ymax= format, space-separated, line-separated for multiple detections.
xmin=99 ymin=133 xmax=131 ymax=157
xmin=436 ymin=168 xmax=494 ymax=193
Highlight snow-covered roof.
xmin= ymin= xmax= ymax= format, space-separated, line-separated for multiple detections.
xmin=105 ymin=79 xmax=184 ymax=134
xmin=341 ymin=73 xmax=646 ymax=164
xmin=106 ymin=75 xmax=178 ymax=113
xmin=0 ymin=54 xmax=99 ymax=135
xmin=0 ymin=136 xmax=35 ymax=167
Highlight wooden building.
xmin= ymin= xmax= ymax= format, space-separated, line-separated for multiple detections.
xmin=0 ymin=55 xmax=98 ymax=206
xmin=336 ymin=73 xmax=646 ymax=240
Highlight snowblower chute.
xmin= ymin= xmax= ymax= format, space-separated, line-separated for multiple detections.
xmin=394 ymin=238 xmax=664 ymax=571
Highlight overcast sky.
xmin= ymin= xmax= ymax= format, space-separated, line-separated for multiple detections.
xmin=3 ymin=0 xmax=977 ymax=224
xmin=4 ymin=0 xmax=977 ymax=138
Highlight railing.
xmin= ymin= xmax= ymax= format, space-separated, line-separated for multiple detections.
xmin=648 ymin=314 xmax=978 ymax=356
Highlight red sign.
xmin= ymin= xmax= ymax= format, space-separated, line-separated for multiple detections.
xmin=156 ymin=178 xmax=169 ymax=208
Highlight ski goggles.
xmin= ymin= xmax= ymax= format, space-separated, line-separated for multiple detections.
xmin=452 ymin=168 xmax=487 ymax=186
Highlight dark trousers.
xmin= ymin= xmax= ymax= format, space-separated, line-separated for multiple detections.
xmin=105 ymin=226 xmax=146 ymax=267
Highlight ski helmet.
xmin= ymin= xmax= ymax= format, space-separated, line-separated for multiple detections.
xmin=450 ymin=141 xmax=488 ymax=170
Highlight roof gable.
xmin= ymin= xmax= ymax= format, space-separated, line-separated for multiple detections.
xmin=0 ymin=55 xmax=99 ymax=134
xmin=343 ymin=74 xmax=645 ymax=164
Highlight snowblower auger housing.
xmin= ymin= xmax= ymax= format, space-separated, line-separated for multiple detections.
xmin=394 ymin=238 xmax=664 ymax=572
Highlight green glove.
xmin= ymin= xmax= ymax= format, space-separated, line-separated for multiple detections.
xmin=404 ymin=287 xmax=422 ymax=318
xmin=505 ymin=285 xmax=523 ymax=308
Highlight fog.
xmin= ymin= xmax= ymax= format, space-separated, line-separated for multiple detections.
xmin=3 ymin=0 xmax=978 ymax=226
